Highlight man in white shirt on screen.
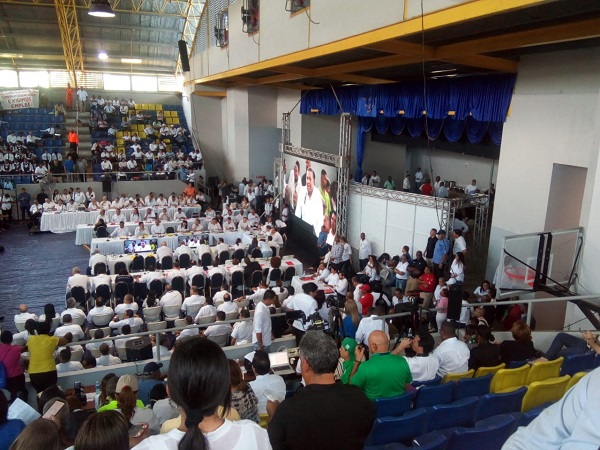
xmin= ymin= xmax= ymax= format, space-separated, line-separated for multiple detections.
xmin=295 ymin=168 xmax=324 ymax=235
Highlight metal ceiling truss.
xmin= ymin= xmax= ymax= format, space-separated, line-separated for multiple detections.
xmin=0 ymin=0 xmax=196 ymax=18
xmin=54 ymin=0 xmax=84 ymax=87
xmin=280 ymin=143 xmax=342 ymax=168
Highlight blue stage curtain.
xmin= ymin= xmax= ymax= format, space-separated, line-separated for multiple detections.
xmin=465 ymin=116 xmax=489 ymax=143
xmin=425 ymin=118 xmax=445 ymax=140
xmin=300 ymin=74 xmax=516 ymax=122
xmin=488 ymin=121 xmax=504 ymax=145
xmin=443 ymin=118 xmax=466 ymax=142
xmin=407 ymin=118 xmax=424 ymax=137
xmin=389 ymin=116 xmax=406 ymax=135
xmin=356 ymin=117 xmax=375 ymax=180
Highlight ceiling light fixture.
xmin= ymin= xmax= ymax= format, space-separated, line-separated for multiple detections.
xmin=89 ymin=0 xmax=115 ymax=17
xmin=0 ymin=52 xmax=23 ymax=58
xmin=98 ymin=51 xmax=108 ymax=60
xmin=430 ymin=68 xmax=457 ymax=74
xmin=121 ymin=58 xmax=142 ymax=64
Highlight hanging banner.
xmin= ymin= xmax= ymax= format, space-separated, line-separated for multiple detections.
xmin=0 ymin=89 xmax=40 ymax=110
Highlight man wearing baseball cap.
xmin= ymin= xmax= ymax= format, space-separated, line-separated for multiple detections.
xmin=432 ymin=229 xmax=451 ymax=279
xmin=359 ymin=283 xmax=373 ymax=316
xmin=138 ymin=361 xmax=165 ymax=406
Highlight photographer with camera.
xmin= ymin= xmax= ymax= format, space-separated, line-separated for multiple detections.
xmin=267 ymin=331 xmax=375 ymax=450
xmin=287 ymin=282 xmax=319 ymax=345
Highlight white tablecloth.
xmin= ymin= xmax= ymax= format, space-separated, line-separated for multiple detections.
xmin=291 ymin=275 xmax=334 ymax=296
xmin=90 ymin=231 xmax=257 ymax=255
xmin=76 ymin=221 xmax=181 ymax=246
xmin=41 ymin=207 xmax=202 ymax=233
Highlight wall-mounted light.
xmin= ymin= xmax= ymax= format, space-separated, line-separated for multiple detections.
xmin=98 ymin=51 xmax=108 ymax=60
xmin=285 ymin=0 xmax=309 ymax=12
xmin=241 ymin=0 xmax=259 ymax=33
xmin=89 ymin=0 xmax=115 ymax=17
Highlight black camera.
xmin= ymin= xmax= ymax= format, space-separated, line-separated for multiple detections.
xmin=326 ymin=295 xmax=345 ymax=309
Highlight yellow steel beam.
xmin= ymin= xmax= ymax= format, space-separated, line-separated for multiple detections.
xmin=54 ymin=0 xmax=84 ymax=87
xmin=193 ymin=90 xmax=226 ymax=97
xmin=437 ymin=17 xmax=600 ymax=58
xmin=189 ymin=0 xmax=548 ymax=85
xmin=444 ymin=54 xmax=518 ymax=73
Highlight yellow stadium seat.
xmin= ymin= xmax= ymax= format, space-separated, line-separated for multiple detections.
xmin=148 ymin=104 xmax=155 ymax=110
xmin=259 ymin=413 xmax=269 ymax=429
xmin=141 ymin=103 xmax=148 ymax=110
xmin=116 ymin=139 xmax=124 ymax=146
xmin=156 ymin=104 xmax=163 ymax=111
xmin=474 ymin=363 xmax=506 ymax=378
xmin=116 ymin=131 xmax=123 ymax=138
xmin=117 ymin=147 xmax=125 ymax=154
xmin=163 ymin=139 xmax=170 ymax=145
xmin=491 ymin=364 xmax=530 ymax=393
xmin=443 ymin=369 xmax=475 ymax=383
xmin=521 ymin=375 xmax=570 ymax=412
xmin=565 ymin=371 xmax=587 ymax=392
xmin=526 ymin=357 xmax=564 ymax=385
xmin=139 ymin=132 xmax=147 ymax=139
xmin=166 ymin=118 xmax=174 ymax=124
xmin=136 ymin=124 xmax=144 ymax=131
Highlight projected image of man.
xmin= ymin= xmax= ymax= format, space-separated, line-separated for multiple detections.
xmin=295 ymin=168 xmax=324 ymax=236
xmin=286 ymin=160 xmax=300 ymax=210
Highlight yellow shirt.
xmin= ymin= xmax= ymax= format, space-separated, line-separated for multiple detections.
xmin=27 ymin=335 xmax=59 ymax=374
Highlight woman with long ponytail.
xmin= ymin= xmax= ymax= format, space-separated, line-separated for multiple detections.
xmin=132 ymin=338 xmax=271 ymax=450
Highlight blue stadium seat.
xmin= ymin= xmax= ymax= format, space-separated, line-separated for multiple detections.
xmin=453 ymin=373 xmax=493 ymax=401
xmin=560 ymin=353 xmax=595 ymax=376
xmin=414 ymin=382 xmax=454 ymax=409
xmin=412 ymin=375 xmax=442 ymax=388
xmin=473 ymin=386 xmax=527 ymax=422
xmin=374 ymin=392 xmax=413 ymax=418
xmin=445 ymin=413 xmax=517 ymax=450
xmin=506 ymin=360 xmax=529 ymax=369
xmin=364 ymin=408 xmax=429 ymax=447
xmin=515 ymin=402 xmax=552 ymax=427
xmin=425 ymin=397 xmax=479 ymax=432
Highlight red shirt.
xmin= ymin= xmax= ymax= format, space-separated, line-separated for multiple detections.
xmin=360 ymin=293 xmax=374 ymax=315
xmin=421 ymin=183 xmax=433 ymax=196
xmin=0 ymin=343 xmax=24 ymax=378
xmin=419 ymin=273 xmax=436 ymax=292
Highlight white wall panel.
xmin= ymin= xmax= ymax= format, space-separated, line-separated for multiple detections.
xmin=405 ymin=0 xmax=470 ymax=19
xmin=386 ymin=201 xmax=416 ymax=231
xmin=260 ymin=4 xmax=309 ymax=61
xmin=384 ymin=225 xmax=414 ymax=258
xmin=347 ymin=192 xmax=363 ymax=251
xmin=359 ymin=196 xmax=387 ymax=255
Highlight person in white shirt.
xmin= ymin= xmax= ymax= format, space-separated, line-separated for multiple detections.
xmin=334 ymin=272 xmax=349 ymax=296
xmin=54 ymin=314 xmax=85 ymax=340
xmin=217 ymin=293 xmax=238 ymax=314
xmin=111 ymin=208 xmax=125 ymax=223
xmin=195 ymin=298 xmax=217 ymax=320
xmin=202 ymin=311 xmax=232 ymax=338
xmin=134 ymin=221 xmax=148 ymax=236
xmin=73 ymin=188 xmax=86 ymax=205
xmin=414 ymin=168 xmax=424 ymax=188
xmin=176 ymin=316 xmax=200 ymax=341
xmin=392 ymin=332 xmax=440 ymax=382
xmin=238 ymin=216 xmax=251 ymax=231
xmin=181 ymin=286 xmax=205 ymax=314
xmin=156 ymin=194 xmax=168 ymax=208
xmin=433 ymin=321 xmax=470 ymax=377
xmin=207 ymin=260 xmax=227 ymax=279
xmin=358 ymin=233 xmax=373 ymax=271
xmin=288 ymin=282 xmax=319 ymax=340
xmin=56 ymin=348 xmax=84 ymax=373
xmin=60 ymin=298 xmax=87 ymax=323
xmin=247 ymin=209 xmax=260 ymax=227
xmin=145 ymin=192 xmax=156 ymax=207
xmin=369 ymin=171 xmax=381 ymax=187
xmin=294 ymin=168 xmax=324 ymax=236
xmin=223 ymin=217 xmax=236 ymax=231
xmin=270 ymin=228 xmax=284 ymax=247
xmin=151 ymin=218 xmax=165 ymax=234
xmin=109 ymin=309 xmax=144 ymax=331
xmin=207 ymin=217 xmax=222 ymax=232
xmin=67 ymin=266 xmax=89 ymax=294
xmin=355 ymin=304 xmax=389 ymax=346
xmin=230 ymin=309 xmax=253 ymax=345
xmin=249 ymin=350 xmax=287 ymax=415
xmin=177 ymin=220 xmax=189 ymax=233
xmin=452 ymin=229 xmax=468 ymax=256
xmin=159 ymin=285 xmax=183 ymax=308
xmin=14 ymin=304 xmax=38 ymax=325
xmin=114 ymin=295 xmax=140 ymax=315
xmin=96 ymin=343 xmax=122 ymax=366
xmin=110 ymin=221 xmax=128 ymax=237
xmin=174 ymin=208 xmax=187 ymax=221
xmin=174 ymin=241 xmax=193 ymax=261
xmin=87 ymin=297 xmax=114 ymax=324
xmin=166 ymin=263 xmax=187 ymax=285
xmin=156 ymin=241 xmax=173 ymax=265
xmin=215 ymin=238 xmax=229 ymax=256
xmin=158 ymin=208 xmax=170 ymax=221
xmin=464 ymin=179 xmax=479 ymax=196
xmin=168 ymin=193 xmax=179 ymax=207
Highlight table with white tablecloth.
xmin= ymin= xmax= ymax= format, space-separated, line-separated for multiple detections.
xmin=41 ymin=206 xmax=202 ymax=233
xmin=76 ymin=221 xmax=182 ymax=246
xmin=90 ymin=231 xmax=257 ymax=255
xmin=291 ymin=275 xmax=335 ymax=296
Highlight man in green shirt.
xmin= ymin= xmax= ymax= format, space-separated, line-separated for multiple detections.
xmin=384 ymin=175 xmax=395 ymax=190
xmin=350 ymin=330 xmax=412 ymax=400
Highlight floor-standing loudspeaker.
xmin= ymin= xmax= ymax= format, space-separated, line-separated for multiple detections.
xmin=447 ymin=288 xmax=463 ymax=322
xmin=178 ymin=40 xmax=190 ymax=72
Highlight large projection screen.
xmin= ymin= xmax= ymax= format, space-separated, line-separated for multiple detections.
xmin=282 ymin=154 xmax=338 ymax=237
